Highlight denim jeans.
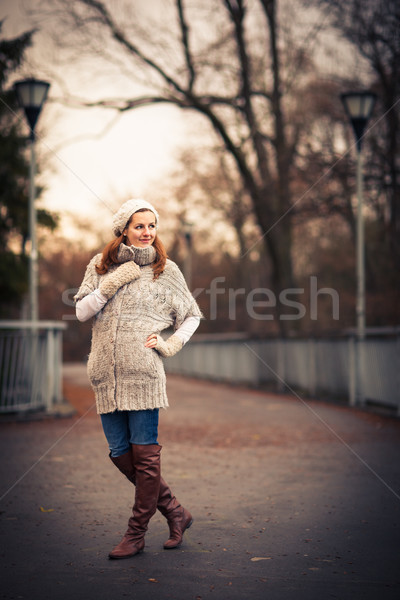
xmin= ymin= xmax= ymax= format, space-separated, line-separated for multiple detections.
xmin=100 ymin=409 xmax=159 ymax=457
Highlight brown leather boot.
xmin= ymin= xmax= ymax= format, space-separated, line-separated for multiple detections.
xmin=163 ymin=506 xmax=193 ymax=549
xmin=109 ymin=451 xmax=136 ymax=484
xmin=109 ymin=452 xmax=174 ymax=508
xmin=157 ymin=482 xmax=193 ymax=549
xmin=110 ymin=451 xmax=193 ymax=549
xmin=109 ymin=444 xmax=161 ymax=559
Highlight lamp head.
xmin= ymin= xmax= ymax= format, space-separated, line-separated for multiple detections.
xmin=340 ymin=91 xmax=377 ymax=152
xmin=14 ymin=78 xmax=50 ymax=140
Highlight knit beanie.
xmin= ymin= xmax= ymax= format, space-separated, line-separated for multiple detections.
xmin=112 ymin=199 xmax=160 ymax=237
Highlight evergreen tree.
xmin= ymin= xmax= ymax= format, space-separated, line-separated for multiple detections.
xmin=0 ymin=22 xmax=57 ymax=318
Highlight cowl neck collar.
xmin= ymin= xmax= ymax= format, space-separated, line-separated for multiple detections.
xmin=117 ymin=243 xmax=156 ymax=266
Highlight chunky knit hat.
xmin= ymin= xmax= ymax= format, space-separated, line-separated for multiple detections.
xmin=112 ymin=199 xmax=160 ymax=237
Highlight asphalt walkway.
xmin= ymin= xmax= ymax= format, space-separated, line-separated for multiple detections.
xmin=0 ymin=364 xmax=399 ymax=600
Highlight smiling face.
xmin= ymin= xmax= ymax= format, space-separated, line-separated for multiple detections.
xmin=124 ymin=210 xmax=157 ymax=248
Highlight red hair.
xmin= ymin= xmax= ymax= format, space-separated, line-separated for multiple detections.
xmin=95 ymin=211 xmax=167 ymax=279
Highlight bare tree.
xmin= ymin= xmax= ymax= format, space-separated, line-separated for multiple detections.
xmin=315 ymin=0 xmax=400 ymax=266
xmin=31 ymin=0 xmax=324 ymax=316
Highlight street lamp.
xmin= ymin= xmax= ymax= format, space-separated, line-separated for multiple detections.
xmin=340 ymin=91 xmax=377 ymax=341
xmin=14 ymin=78 xmax=50 ymax=322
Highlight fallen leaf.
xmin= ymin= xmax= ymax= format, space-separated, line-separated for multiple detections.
xmin=251 ymin=557 xmax=272 ymax=562
xmin=40 ymin=506 xmax=54 ymax=513
xmin=148 ymin=578 xmax=158 ymax=583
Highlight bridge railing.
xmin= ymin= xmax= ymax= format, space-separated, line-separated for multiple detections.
xmin=0 ymin=321 xmax=67 ymax=414
xmin=165 ymin=331 xmax=400 ymax=415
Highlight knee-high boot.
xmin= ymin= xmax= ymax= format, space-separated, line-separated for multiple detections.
xmin=157 ymin=484 xmax=193 ymax=549
xmin=110 ymin=451 xmax=193 ymax=549
xmin=109 ymin=450 xmax=136 ymax=484
xmin=109 ymin=444 xmax=161 ymax=559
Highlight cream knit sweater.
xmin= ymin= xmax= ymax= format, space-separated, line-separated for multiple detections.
xmin=75 ymin=243 xmax=202 ymax=414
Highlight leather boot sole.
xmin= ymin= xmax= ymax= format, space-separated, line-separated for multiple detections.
xmin=108 ymin=536 xmax=145 ymax=559
xmin=109 ymin=549 xmax=144 ymax=560
xmin=109 ymin=543 xmax=144 ymax=560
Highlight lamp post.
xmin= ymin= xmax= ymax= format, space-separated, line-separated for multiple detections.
xmin=14 ymin=78 xmax=50 ymax=322
xmin=182 ymin=221 xmax=193 ymax=290
xmin=340 ymin=91 xmax=376 ymax=341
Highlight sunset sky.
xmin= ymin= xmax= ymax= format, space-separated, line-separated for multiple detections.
xmin=1 ymin=0 xmax=192 ymax=233
xmin=1 ymin=0 xmax=365 ymax=243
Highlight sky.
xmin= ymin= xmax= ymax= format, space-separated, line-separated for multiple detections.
xmin=1 ymin=0 xmax=190 ymax=236
xmin=1 ymin=0 xmax=367 ymax=243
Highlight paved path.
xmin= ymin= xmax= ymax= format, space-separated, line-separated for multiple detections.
xmin=0 ymin=364 xmax=399 ymax=600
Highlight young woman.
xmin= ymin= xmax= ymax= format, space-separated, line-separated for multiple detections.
xmin=74 ymin=198 xmax=202 ymax=559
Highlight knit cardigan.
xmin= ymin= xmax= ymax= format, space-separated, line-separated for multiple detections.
xmin=75 ymin=243 xmax=202 ymax=414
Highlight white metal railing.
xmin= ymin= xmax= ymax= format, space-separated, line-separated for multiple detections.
xmin=0 ymin=321 xmax=67 ymax=413
xmin=165 ymin=332 xmax=400 ymax=414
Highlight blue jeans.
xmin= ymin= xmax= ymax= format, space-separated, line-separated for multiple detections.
xmin=100 ymin=409 xmax=159 ymax=457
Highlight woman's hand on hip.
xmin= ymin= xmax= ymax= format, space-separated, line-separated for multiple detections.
xmin=145 ymin=334 xmax=158 ymax=348
xmin=149 ymin=333 xmax=184 ymax=357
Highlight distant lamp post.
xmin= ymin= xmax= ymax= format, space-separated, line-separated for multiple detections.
xmin=340 ymin=91 xmax=377 ymax=341
xmin=182 ymin=221 xmax=193 ymax=290
xmin=14 ymin=78 xmax=50 ymax=322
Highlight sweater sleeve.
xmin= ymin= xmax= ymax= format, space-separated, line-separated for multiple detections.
xmin=74 ymin=254 xmax=102 ymax=302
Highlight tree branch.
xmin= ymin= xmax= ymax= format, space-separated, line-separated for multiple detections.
xmin=55 ymin=94 xmax=182 ymax=111
xmin=79 ymin=0 xmax=187 ymax=97
xmin=176 ymin=0 xmax=196 ymax=91
xmin=251 ymin=90 xmax=272 ymax=102
xmin=189 ymin=96 xmax=265 ymax=210
xmin=259 ymin=0 xmax=290 ymax=208
xmin=56 ymin=92 xmax=244 ymax=112
xmin=224 ymin=0 xmax=271 ymax=187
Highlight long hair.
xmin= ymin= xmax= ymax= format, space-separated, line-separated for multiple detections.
xmin=95 ymin=211 xmax=167 ymax=279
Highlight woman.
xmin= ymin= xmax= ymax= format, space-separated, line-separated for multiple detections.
xmin=74 ymin=198 xmax=202 ymax=559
